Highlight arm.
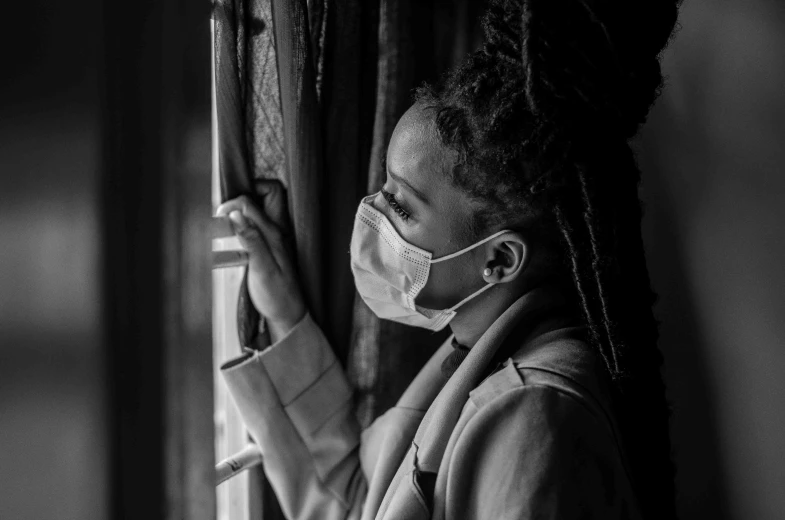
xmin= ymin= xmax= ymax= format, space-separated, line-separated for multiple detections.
xmin=221 ymin=313 xmax=366 ymax=520
xmin=216 ymin=183 xmax=366 ymax=519
xmin=445 ymin=385 xmax=640 ymax=520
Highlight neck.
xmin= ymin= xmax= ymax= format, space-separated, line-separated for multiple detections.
xmin=449 ymin=282 xmax=540 ymax=348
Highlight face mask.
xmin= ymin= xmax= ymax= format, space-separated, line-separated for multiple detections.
xmin=350 ymin=194 xmax=510 ymax=332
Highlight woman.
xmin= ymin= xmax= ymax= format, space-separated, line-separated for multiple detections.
xmin=216 ymin=0 xmax=680 ymax=518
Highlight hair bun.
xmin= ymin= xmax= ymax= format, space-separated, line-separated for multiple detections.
xmin=482 ymin=0 xmax=679 ymax=138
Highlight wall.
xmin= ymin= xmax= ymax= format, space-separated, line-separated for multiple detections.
xmin=639 ymin=1 xmax=785 ymax=518
xmin=0 ymin=1 xmax=107 ymax=520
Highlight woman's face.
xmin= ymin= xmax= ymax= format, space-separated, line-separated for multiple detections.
xmin=371 ymin=103 xmax=489 ymax=310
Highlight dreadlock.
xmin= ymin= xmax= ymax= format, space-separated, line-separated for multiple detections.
xmin=416 ymin=0 xmax=681 ymax=518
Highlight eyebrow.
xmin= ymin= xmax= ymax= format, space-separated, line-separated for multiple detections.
xmin=386 ymin=165 xmax=429 ymax=204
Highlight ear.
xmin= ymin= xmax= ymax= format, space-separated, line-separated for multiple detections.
xmin=481 ymin=232 xmax=528 ymax=284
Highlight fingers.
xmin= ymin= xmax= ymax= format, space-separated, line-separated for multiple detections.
xmin=217 ymin=196 xmax=277 ymax=240
xmin=254 ymin=179 xmax=289 ymax=229
xmin=216 ymin=180 xmax=289 ymax=230
xmin=217 ymin=193 xmax=284 ymax=238
xmin=227 ymin=210 xmax=280 ymax=271
xmin=216 ymin=194 xmax=290 ymax=271
xmin=216 ymin=196 xmax=264 ymax=227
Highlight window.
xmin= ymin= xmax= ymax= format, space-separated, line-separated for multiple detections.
xmin=212 ymin=237 xmax=252 ymax=520
xmin=211 ymin=17 xmax=253 ymax=520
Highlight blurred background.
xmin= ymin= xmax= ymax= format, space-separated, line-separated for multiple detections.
xmin=0 ymin=1 xmax=107 ymax=519
xmin=1 ymin=1 xmax=783 ymax=519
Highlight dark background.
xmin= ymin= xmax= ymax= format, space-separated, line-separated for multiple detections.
xmin=638 ymin=1 xmax=785 ymax=517
xmin=1 ymin=0 xmax=783 ymax=519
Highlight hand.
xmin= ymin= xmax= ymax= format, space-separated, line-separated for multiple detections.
xmin=216 ymin=179 xmax=306 ymax=343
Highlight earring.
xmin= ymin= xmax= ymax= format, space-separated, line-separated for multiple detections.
xmin=483 ymin=268 xmax=493 ymax=277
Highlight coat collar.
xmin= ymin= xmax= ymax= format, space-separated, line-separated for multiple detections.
xmin=510 ymin=325 xmax=610 ymax=409
xmin=409 ymin=287 xmax=575 ymax=473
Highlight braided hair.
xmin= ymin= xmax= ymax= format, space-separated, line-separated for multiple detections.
xmin=416 ymin=0 xmax=680 ymax=517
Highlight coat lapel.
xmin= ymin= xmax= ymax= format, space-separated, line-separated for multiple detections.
xmin=413 ymin=289 xmax=567 ymax=473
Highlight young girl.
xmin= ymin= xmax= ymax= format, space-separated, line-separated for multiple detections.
xmin=216 ymin=0 xmax=680 ymax=518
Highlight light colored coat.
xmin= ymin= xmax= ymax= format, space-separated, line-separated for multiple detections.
xmin=221 ymin=290 xmax=641 ymax=519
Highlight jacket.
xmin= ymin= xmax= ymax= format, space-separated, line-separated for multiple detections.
xmin=221 ymin=288 xmax=642 ymax=519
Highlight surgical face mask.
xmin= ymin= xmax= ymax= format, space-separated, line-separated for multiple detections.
xmin=349 ymin=194 xmax=509 ymax=331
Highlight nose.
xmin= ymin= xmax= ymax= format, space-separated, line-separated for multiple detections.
xmin=366 ymin=191 xmax=384 ymax=212
xmin=364 ymin=191 xmax=398 ymax=228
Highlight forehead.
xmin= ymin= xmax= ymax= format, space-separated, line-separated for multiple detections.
xmin=387 ymin=103 xmax=452 ymax=178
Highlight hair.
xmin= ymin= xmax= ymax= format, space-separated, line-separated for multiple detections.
xmin=416 ymin=0 xmax=681 ymax=517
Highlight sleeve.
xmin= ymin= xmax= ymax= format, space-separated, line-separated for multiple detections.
xmin=445 ymin=385 xmax=640 ymax=520
xmin=221 ymin=313 xmax=366 ymax=520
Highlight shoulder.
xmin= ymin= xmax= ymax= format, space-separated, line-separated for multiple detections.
xmin=464 ymin=329 xmax=621 ymax=462
xmin=465 ymin=363 xmax=614 ymax=456
xmin=469 ymin=327 xmax=612 ymax=425
xmin=446 ymin=366 xmax=638 ymax=519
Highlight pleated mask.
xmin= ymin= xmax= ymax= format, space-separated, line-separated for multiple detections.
xmin=350 ymin=194 xmax=509 ymax=331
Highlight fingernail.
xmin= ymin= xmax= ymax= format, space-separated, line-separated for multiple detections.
xmin=229 ymin=210 xmax=245 ymax=227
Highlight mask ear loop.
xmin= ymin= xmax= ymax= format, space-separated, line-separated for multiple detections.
xmin=430 ymin=229 xmax=511 ymax=263
xmin=430 ymin=230 xmax=512 ymax=313
xmin=447 ymin=281 xmax=497 ymax=312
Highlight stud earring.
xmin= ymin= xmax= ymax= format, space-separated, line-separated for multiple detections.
xmin=483 ymin=268 xmax=493 ymax=277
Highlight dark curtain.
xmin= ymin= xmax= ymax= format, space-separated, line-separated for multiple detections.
xmin=346 ymin=0 xmax=485 ymax=427
xmin=214 ymin=0 xmax=483 ymax=515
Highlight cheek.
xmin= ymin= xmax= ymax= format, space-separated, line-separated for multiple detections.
xmin=414 ymin=256 xmax=477 ymax=309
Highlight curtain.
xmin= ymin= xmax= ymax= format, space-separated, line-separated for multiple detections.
xmin=214 ymin=0 xmax=483 ymax=515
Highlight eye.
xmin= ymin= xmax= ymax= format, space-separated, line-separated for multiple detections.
xmin=381 ymin=188 xmax=410 ymax=221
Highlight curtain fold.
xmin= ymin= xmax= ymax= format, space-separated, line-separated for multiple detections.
xmin=213 ymin=1 xmax=253 ymax=201
xmin=268 ymin=0 xmax=326 ymax=327
xmin=213 ymin=0 xmax=262 ymax=349
xmin=318 ymin=0 xmax=380 ymax=355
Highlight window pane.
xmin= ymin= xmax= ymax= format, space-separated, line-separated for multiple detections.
xmin=213 ymin=264 xmax=251 ymax=520
xmin=212 ymin=16 xmax=252 ymax=519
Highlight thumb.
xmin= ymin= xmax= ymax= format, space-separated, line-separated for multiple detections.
xmin=229 ymin=210 xmax=248 ymax=230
